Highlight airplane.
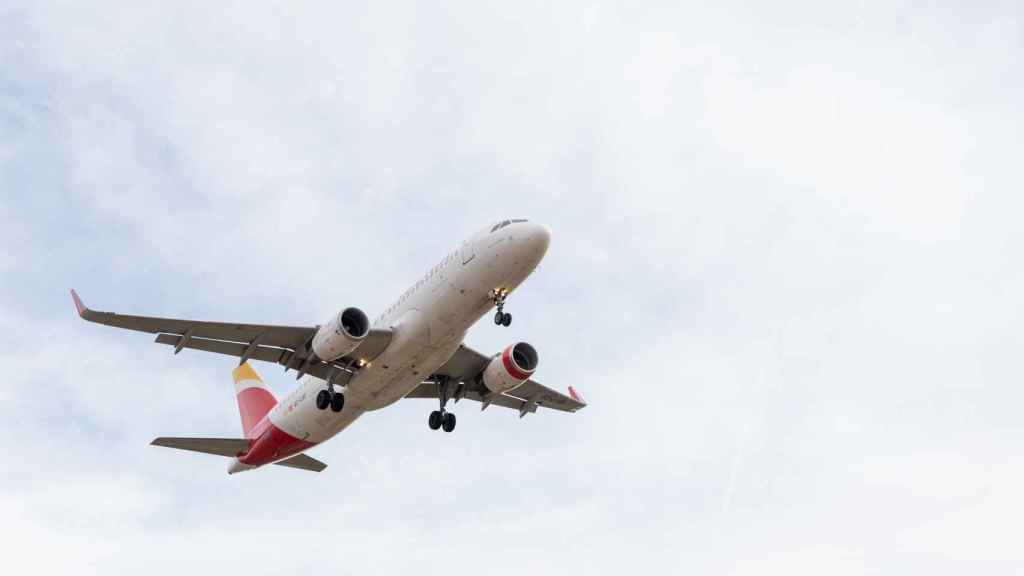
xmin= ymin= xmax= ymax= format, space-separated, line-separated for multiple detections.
xmin=71 ymin=219 xmax=586 ymax=474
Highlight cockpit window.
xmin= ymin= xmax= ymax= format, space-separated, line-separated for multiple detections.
xmin=490 ymin=219 xmax=528 ymax=233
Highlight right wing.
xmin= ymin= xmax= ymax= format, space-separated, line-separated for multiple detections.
xmin=406 ymin=344 xmax=587 ymax=416
xmin=71 ymin=290 xmax=391 ymax=382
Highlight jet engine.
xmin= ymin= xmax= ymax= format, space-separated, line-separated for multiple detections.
xmin=311 ymin=307 xmax=370 ymax=361
xmin=482 ymin=342 xmax=538 ymax=394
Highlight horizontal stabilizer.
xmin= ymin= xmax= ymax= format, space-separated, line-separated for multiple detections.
xmin=273 ymin=453 xmax=327 ymax=472
xmin=151 ymin=437 xmax=250 ymax=457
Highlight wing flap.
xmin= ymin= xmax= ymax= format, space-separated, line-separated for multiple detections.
xmin=503 ymin=379 xmax=586 ymax=412
xmin=152 ymin=332 xmax=389 ymax=383
xmin=150 ymin=437 xmax=251 ymax=457
xmin=273 ymin=453 xmax=327 ymax=472
xmin=405 ymin=382 xmax=532 ymax=412
xmin=154 ymin=333 xmax=290 ymax=363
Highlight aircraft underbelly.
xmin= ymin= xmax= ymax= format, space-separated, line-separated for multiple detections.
xmin=273 ymin=314 xmax=465 ymax=444
xmin=358 ymin=334 xmax=462 ymax=411
xmin=270 ymin=234 xmax=542 ymax=446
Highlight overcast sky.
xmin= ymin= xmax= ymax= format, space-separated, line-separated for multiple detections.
xmin=2 ymin=1 xmax=1023 ymax=574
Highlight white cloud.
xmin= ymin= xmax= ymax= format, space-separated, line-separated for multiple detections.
xmin=2 ymin=1 xmax=1023 ymax=574
xmin=704 ymin=56 xmax=970 ymax=244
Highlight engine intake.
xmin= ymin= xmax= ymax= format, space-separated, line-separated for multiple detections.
xmin=482 ymin=342 xmax=538 ymax=394
xmin=312 ymin=307 xmax=370 ymax=361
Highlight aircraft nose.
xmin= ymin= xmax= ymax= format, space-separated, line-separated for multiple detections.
xmin=525 ymin=223 xmax=551 ymax=257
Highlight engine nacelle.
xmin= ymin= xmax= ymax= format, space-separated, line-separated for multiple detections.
xmin=311 ymin=307 xmax=370 ymax=361
xmin=482 ymin=342 xmax=539 ymax=394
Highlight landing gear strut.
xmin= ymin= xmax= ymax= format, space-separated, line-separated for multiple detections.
xmin=491 ymin=288 xmax=512 ymax=327
xmin=315 ymin=369 xmax=346 ymax=413
xmin=428 ymin=376 xmax=457 ymax=433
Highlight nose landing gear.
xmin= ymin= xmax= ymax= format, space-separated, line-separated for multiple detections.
xmin=490 ymin=288 xmax=512 ymax=327
xmin=428 ymin=376 xmax=457 ymax=433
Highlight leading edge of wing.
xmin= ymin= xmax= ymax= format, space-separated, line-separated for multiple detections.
xmin=70 ymin=289 xmax=313 ymax=342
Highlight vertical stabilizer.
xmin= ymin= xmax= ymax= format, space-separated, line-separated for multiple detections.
xmin=233 ymin=362 xmax=276 ymax=438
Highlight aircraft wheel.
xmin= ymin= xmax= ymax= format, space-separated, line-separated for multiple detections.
xmin=501 ymin=313 xmax=512 ymax=327
xmin=330 ymin=392 xmax=345 ymax=413
xmin=428 ymin=410 xmax=443 ymax=430
xmin=316 ymin=390 xmax=331 ymax=410
xmin=494 ymin=311 xmax=504 ymax=325
xmin=442 ymin=412 xmax=456 ymax=433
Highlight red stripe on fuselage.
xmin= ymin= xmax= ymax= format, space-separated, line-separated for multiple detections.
xmin=502 ymin=346 xmax=532 ymax=381
xmin=238 ymin=419 xmax=316 ymax=467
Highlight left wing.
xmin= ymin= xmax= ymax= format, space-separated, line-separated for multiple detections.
xmin=406 ymin=344 xmax=587 ymax=416
xmin=71 ymin=290 xmax=391 ymax=382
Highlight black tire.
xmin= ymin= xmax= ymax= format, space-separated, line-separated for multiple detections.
xmin=502 ymin=312 xmax=512 ymax=327
xmin=316 ymin=390 xmax=331 ymax=410
xmin=442 ymin=412 xmax=456 ymax=433
xmin=428 ymin=410 xmax=443 ymax=430
xmin=330 ymin=392 xmax=345 ymax=413
xmin=494 ymin=311 xmax=504 ymax=325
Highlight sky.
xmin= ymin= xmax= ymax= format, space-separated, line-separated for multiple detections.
xmin=2 ymin=1 xmax=1023 ymax=574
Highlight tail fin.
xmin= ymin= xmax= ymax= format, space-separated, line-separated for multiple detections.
xmin=233 ymin=362 xmax=276 ymax=438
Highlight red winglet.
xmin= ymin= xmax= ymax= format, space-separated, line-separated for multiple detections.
xmin=70 ymin=289 xmax=87 ymax=317
xmin=568 ymin=386 xmax=585 ymax=404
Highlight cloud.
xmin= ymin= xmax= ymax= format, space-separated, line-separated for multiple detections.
xmin=2 ymin=1 xmax=1023 ymax=574
xmin=704 ymin=61 xmax=970 ymax=243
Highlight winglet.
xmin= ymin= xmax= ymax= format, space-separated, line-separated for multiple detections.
xmin=70 ymin=289 xmax=88 ymax=318
xmin=568 ymin=386 xmax=586 ymax=405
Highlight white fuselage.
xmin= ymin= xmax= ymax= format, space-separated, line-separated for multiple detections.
xmin=265 ymin=221 xmax=550 ymax=445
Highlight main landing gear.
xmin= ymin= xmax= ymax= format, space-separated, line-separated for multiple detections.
xmin=491 ymin=288 xmax=512 ymax=327
xmin=428 ymin=376 xmax=457 ymax=433
xmin=315 ymin=378 xmax=345 ymax=413
xmin=428 ymin=410 xmax=455 ymax=432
